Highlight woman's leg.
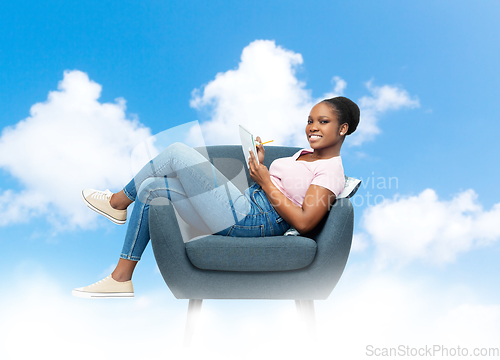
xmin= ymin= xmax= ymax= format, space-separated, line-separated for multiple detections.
xmin=73 ymin=142 xmax=252 ymax=296
xmin=110 ymin=190 xmax=132 ymax=210
xmin=119 ymin=176 xmax=213 ymax=262
xmin=117 ymin=142 xmax=252 ymax=269
xmin=111 ymin=258 xmax=137 ymax=282
xmin=123 ymin=142 xmax=251 ymax=228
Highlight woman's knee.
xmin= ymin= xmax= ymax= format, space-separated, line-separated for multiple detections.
xmin=163 ymin=142 xmax=189 ymax=158
xmin=136 ymin=177 xmax=168 ymax=203
xmin=152 ymin=142 xmax=191 ymax=169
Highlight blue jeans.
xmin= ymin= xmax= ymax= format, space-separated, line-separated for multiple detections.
xmin=120 ymin=142 xmax=290 ymax=261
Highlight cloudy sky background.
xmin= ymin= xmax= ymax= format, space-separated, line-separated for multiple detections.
xmin=1 ymin=1 xmax=500 ymax=359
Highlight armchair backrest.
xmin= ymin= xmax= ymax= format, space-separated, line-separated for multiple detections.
xmin=193 ymin=145 xmax=353 ymax=243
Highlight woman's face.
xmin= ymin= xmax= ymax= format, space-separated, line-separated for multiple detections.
xmin=306 ymin=102 xmax=344 ymax=149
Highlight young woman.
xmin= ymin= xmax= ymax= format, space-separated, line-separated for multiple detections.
xmin=72 ymin=96 xmax=360 ymax=298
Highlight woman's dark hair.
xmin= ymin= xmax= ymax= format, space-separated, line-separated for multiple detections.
xmin=322 ymin=96 xmax=360 ymax=135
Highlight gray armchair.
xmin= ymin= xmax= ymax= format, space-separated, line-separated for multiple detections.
xmin=148 ymin=145 xmax=356 ymax=345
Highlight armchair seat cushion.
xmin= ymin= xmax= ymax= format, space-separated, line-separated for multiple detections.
xmin=185 ymin=235 xmax=317 ymax=272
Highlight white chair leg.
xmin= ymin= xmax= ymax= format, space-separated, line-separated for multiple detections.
xmin=183 ymin=299 xmax=203 ymax=347
xmin=295 ymin=300 xmax=316 ymax=336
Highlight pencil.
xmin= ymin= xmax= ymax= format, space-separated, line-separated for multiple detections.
xmin=255 ymin=140 xmax=274 ymax=146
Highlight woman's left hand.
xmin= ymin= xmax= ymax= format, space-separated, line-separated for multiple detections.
xmin=255 ymin=136 xmax=265 ymax=164
xmin=248 ymin=149 xmax=271 ymax=187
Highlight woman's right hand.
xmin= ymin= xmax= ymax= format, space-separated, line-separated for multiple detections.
xmin=255 ymin=136 xmax=265 ymax=164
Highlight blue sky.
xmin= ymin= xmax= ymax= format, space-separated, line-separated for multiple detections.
xmin=1 ymin=1 xmax=500 ymax=359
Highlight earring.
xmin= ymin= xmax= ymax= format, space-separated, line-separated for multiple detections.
xmin=340 ymin=132 xmax=343 ymax=135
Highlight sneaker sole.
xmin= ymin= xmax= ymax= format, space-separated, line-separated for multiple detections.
xmin=72 ymin=289 xmax=134 ymax=299
xmin=81 ymin=190 xmax=126 ymax=225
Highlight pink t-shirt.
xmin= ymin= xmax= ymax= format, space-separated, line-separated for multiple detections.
xmin=269 ymin=149 xmax=345 ymax=207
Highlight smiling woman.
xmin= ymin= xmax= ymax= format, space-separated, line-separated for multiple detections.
xmin=72 ymin=96 xmax=360 ymax=299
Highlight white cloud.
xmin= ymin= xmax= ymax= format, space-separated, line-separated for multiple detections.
xmin=190 ymin=40 xmax=419 ymax=147
xmin=322 ymin=75 xmax=347 ymax=99
xmin=351 ymin=232 xmax=370 ymax=252
xmin=2 ymin=265 xmax=499 ymax=360
xmin=356 ymin=188 xmax=500 ymax=267
xmin=0 ymin=267 xmax=188 ymax=360
xmin=433 ymin=304 xmax=500 ymax=346
xmin=190 ymin=39 xmax=313 ymax=147
xmin=0 ymin=70 xmax=152 ymax=229
xmin=319 ymin=270 xmax=500 ymax=358
xmin=349 ymin=80 xmax=420 ymax=145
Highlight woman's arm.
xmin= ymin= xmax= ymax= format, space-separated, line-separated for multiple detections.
xmin=248 ymin=150 xmax=336 ymax=234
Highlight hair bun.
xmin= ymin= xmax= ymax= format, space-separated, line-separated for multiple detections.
xmin=338 ymin=97 xmax=360 ymax=135
xmin=323 ymin=96 xmax=360 ymax=135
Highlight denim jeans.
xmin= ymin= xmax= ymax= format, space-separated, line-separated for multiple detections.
xmin=120 ymin=142 xmax=290 ymax=261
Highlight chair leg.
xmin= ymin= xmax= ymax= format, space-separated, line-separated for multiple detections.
xmin=183 ymin=299 xmax=203 ymax=347
xmin=295 ymin=300 xmax=316 ymax=336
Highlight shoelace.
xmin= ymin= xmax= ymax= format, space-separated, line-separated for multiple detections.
xmin=89 ymin=276 xmax=110 ymax=287
xmin=91 ymin=190 xmax=112 ymax=201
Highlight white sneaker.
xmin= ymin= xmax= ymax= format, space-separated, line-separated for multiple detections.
xmin=81 ymin=189 xmax=127 ymax=225
xmin=72 ymin=275 xmax=134 ymax=299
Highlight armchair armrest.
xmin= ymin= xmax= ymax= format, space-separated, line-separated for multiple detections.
xmin=301 ymin=198 xmax=354 ymax=294
xmin=149 ymin=198 xmax=197 ymax=296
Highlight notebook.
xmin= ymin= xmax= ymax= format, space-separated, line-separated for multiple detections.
xmin=238 ymin=124 xmax=259 ymax=168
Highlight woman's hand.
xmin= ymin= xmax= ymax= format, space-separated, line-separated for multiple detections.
xmin=248 ymin=148 xmax=271 ymax=187
xmin=255 ymin=136 xmax=265 ymax=164
xmin=249 ymin=144 xmax=336 ymax=234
